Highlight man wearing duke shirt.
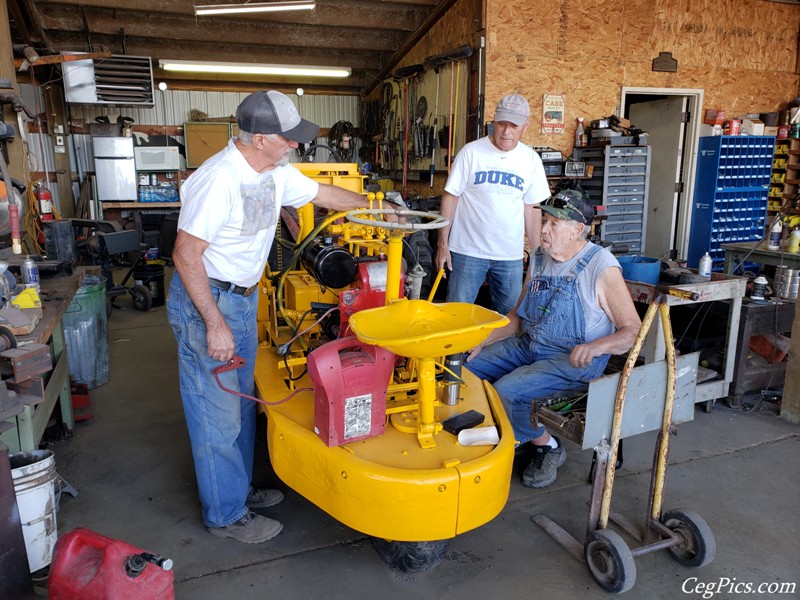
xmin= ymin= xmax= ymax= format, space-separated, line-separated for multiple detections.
xmin=436 ymin=94 xmax=550 ymax=315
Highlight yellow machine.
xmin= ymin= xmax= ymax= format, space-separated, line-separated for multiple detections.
xmin=254 ymin=164 xmax=513 ymax=571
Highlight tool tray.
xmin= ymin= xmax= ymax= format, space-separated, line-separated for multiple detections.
xmin=534 ymin=352 xmax=700 ymax=450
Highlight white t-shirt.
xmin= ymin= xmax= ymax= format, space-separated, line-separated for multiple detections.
xmin=178 ymin=139 xmax=319 ymax=287
xmin=444 ymin=136 xmax=550 ymax=260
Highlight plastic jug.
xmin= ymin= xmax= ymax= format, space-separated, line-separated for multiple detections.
xmin=48 ymin=528 xmax=175 ymax=600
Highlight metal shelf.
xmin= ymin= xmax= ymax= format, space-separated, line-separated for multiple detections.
xmin=101 ymin=202 xmax=181 ymax=209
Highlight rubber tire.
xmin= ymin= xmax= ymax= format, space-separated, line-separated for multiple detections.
xmin=371 ymin=538 xmax=449 ymax=573
xmin=584 ymin=529 xmax=636 ymax=594
xmin=131 ymin=284 xmax=152 ymax=311
xmin=661 ymin=508 xmax=716 ymax=568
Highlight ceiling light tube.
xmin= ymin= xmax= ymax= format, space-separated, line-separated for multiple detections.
xmin=159 ymin=59 xmax=350 ymax=78
xmin=194 ymin=1 xmax=315 ymax=16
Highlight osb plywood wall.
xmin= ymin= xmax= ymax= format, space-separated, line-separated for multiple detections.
xmin=395 ymin=0 xmax=482 ymax=197
xmin=486 ymin=0 xmax=800 ymax=155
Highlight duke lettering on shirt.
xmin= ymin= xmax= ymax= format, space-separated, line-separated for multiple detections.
xmin=473 ymin=170 xmax=525 ymax=190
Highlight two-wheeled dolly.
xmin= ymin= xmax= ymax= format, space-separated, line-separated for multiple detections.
xmin=533 ymin=286 xmax=716 ymax=593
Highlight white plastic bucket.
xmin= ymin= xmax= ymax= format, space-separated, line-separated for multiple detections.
xmin=10 ymin=450 xmax=58 ymax=573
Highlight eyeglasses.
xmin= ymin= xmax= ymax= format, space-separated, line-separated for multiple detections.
xmin=544 ymin=195 xmax=573 ymax=210
xmin=542 ymin=194 xmax=587 ymax=222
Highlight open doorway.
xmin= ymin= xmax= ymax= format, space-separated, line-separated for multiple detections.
xmin=621 ymin=88 xmax=704 ymax=260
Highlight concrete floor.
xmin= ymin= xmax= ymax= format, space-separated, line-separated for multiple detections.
xmin=46 ymin=269 xmax=800 ymax=599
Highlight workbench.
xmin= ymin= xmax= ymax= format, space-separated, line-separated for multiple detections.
xmin=625 ymin=272 xmax=747 ymax=411
xmin=722 ymin=241 xmax=800 ymax=274
xmin=0 ymin=271 xmax=83 ymax=452
xmin=728 ymin=298 xmax=795 ymax=406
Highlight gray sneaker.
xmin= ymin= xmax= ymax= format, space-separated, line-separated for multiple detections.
xmin=521 ymin=438 xmax=567 ymax=488
xmin=246 ymin=487 xmax=284 ymax=509
xmin=206 ymin=511 xmax=283 ymax=543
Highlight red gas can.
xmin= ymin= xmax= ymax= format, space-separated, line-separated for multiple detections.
xmin=48 ymin=528 xmax=175 ymax=600
xmin=308 ymin=336 xmax=395 ymax=447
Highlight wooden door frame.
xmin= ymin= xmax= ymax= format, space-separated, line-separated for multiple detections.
xmin=621 ymin=87 xmax=704 ymax=260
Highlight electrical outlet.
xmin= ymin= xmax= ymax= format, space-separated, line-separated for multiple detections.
xmin=54 ymin=146 xmax=66 ymax=154
xmin=55 ymin=135 xmax=64 ymax=146
xmin=53 ymin=124 xmax=64 ymax=135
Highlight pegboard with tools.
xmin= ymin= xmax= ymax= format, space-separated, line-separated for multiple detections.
xmin=375 ymin=48 xmax=470 ymax=186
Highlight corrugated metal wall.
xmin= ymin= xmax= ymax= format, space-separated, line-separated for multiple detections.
xmin=17 ymin=84 xmax=361 ymax=210
xmin=64 ymin=90 xmax=360 ymax=133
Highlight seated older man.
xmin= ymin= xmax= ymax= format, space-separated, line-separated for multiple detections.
xmin=466 ymin=189 xmax=641 ymax=488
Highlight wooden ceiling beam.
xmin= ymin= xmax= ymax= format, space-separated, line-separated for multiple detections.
xmin=8 ymin=0 xmax=52 ymax=48
xmin=37 ymin=1 xmax=426 ymax=32
xmin=13 ymin=49 xmax=111 ymax=69
xmin=39 ymin=7 xmax=407 ymax=52
xmin=45 ymin=33 xmax=388 ymax=70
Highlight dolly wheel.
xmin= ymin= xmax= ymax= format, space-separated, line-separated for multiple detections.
xmin=131 ymin=285 xmax=152 ymax=311
xmin=584 ymin=529 xmax=636 ymax=594
xmin=661 ymin=509 xmax=716 ymax=568
xmin=371 ymin=538 xmax=449 ymax=573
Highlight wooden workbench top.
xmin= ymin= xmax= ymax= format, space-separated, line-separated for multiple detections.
xmin=17 ymin=268 xmax=94 ymax=346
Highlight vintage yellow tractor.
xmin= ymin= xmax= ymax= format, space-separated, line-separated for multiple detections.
xmin=253 ymin=164 xmax=514 ymax=571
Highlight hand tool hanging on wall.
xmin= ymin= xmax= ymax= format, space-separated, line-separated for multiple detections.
xmin=451 ymin=60 xmax=462 ymax=165
xmin=414 ymin=96 xmax=427 ymax=160
xmin=447 ymin=60 xmax=455 ymax=174
xmin=403 ymin=79 xmax=408 ymax=198
xmin=429 ymin=68 xmax=441 ymax=188
xmin=423 ymin=45 xmax=472 ymax=175
xmin=392 ymin=64 xmax=424 ymax=198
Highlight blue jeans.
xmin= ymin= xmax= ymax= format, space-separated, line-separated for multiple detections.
xmin=166 ymin=272 xmax=259 ymax=528
xmin=446 ymin=252 xmax=523 ymax=315
xmin=467 ymin=335 xmax=608 ymax=445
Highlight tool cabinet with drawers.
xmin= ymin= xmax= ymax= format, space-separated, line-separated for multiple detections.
xmin=687 ymin=135 xmax=774 ymax=271
xmin=573 ymin=145 xmax=651 ymax=255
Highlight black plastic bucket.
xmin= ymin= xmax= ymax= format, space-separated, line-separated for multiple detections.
xmin=133 ymin=263 xmax=166 ymax=307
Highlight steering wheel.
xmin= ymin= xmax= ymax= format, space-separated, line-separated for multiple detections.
xmin=345 ymin=208 xmax=449 ymax=231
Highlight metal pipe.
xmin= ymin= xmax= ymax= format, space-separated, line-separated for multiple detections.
xmin=384 ymin=232 xmax=404 ymax=303
xmin=650 ymin=302 xmax=676 ymax=520
xmin=427 ymin=267 xmax=446 ymax=302
xmin=441 ymin=352 xmax=463 ymax=406
xmin=599 ymin=300 xmax=659 ymax=530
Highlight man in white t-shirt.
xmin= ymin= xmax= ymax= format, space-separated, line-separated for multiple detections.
xmin=436 ymin=94 xmax=551 ymax=315
xmin=167 ymin=91 xmax=367 ymax=544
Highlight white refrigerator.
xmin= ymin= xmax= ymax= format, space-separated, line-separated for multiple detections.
xmin=92 ymin=136 xmax=137 ymax=201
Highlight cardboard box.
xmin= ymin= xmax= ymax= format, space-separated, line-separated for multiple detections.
xmin=764 ymin=126 xmax=779 ymax=137
xmin=704 ymin=109 xmax=726 ymax=125
xmin=742 ymin=118 xmax=765 ymax=135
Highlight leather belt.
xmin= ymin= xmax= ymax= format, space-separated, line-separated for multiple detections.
xmin=208 ymin=277 xmax=257 ymax=297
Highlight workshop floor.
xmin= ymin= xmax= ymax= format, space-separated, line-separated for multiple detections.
xmin=45 ymin=268 xmax=800 ymax=600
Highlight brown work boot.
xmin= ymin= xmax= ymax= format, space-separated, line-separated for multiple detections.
xmin=206 ymin=511 xmax=283 ymax=543
xmin=246 ymin=487 xmax=284 ymax=509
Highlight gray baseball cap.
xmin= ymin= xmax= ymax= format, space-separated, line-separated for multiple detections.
xmin=236 ymin=90 xmax=320 ymax=143
xmin=494 ymin=94 xmax=530 ymax=125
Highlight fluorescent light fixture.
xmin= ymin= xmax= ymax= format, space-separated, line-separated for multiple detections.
xmin=159 ymin=59 xmax=350 ymax=78
xmin=194 ymin=0 xmax=315 ymax=16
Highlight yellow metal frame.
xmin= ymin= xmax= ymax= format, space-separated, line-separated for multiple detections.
xmin=254 ymin=165 xmax=515 ymax=541
xmin=255 ymin=361 xmax=515 ymax=540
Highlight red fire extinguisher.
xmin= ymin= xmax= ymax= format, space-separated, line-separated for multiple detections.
xmin=34 ymin=184 xmax=55 ymax=245
xmin=35 ymin=184 xmax=54 ymax=222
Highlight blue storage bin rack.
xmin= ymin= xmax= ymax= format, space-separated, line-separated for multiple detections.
xmin=687 ymin=135 xmax=774 ymax=271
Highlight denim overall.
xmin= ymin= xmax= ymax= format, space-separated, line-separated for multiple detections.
xmin=467 ymin=244 xmax=610 ymax=444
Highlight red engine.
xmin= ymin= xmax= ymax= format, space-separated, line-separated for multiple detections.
xmin=338 ymin=261 xmax=405 ymax=337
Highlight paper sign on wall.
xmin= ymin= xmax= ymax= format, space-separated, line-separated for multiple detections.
xmin=542 ymin=94 xmax=565 ymax=134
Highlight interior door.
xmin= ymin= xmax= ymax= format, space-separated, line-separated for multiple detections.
xmin=628 ymin=97 xmax=687 ymax=258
